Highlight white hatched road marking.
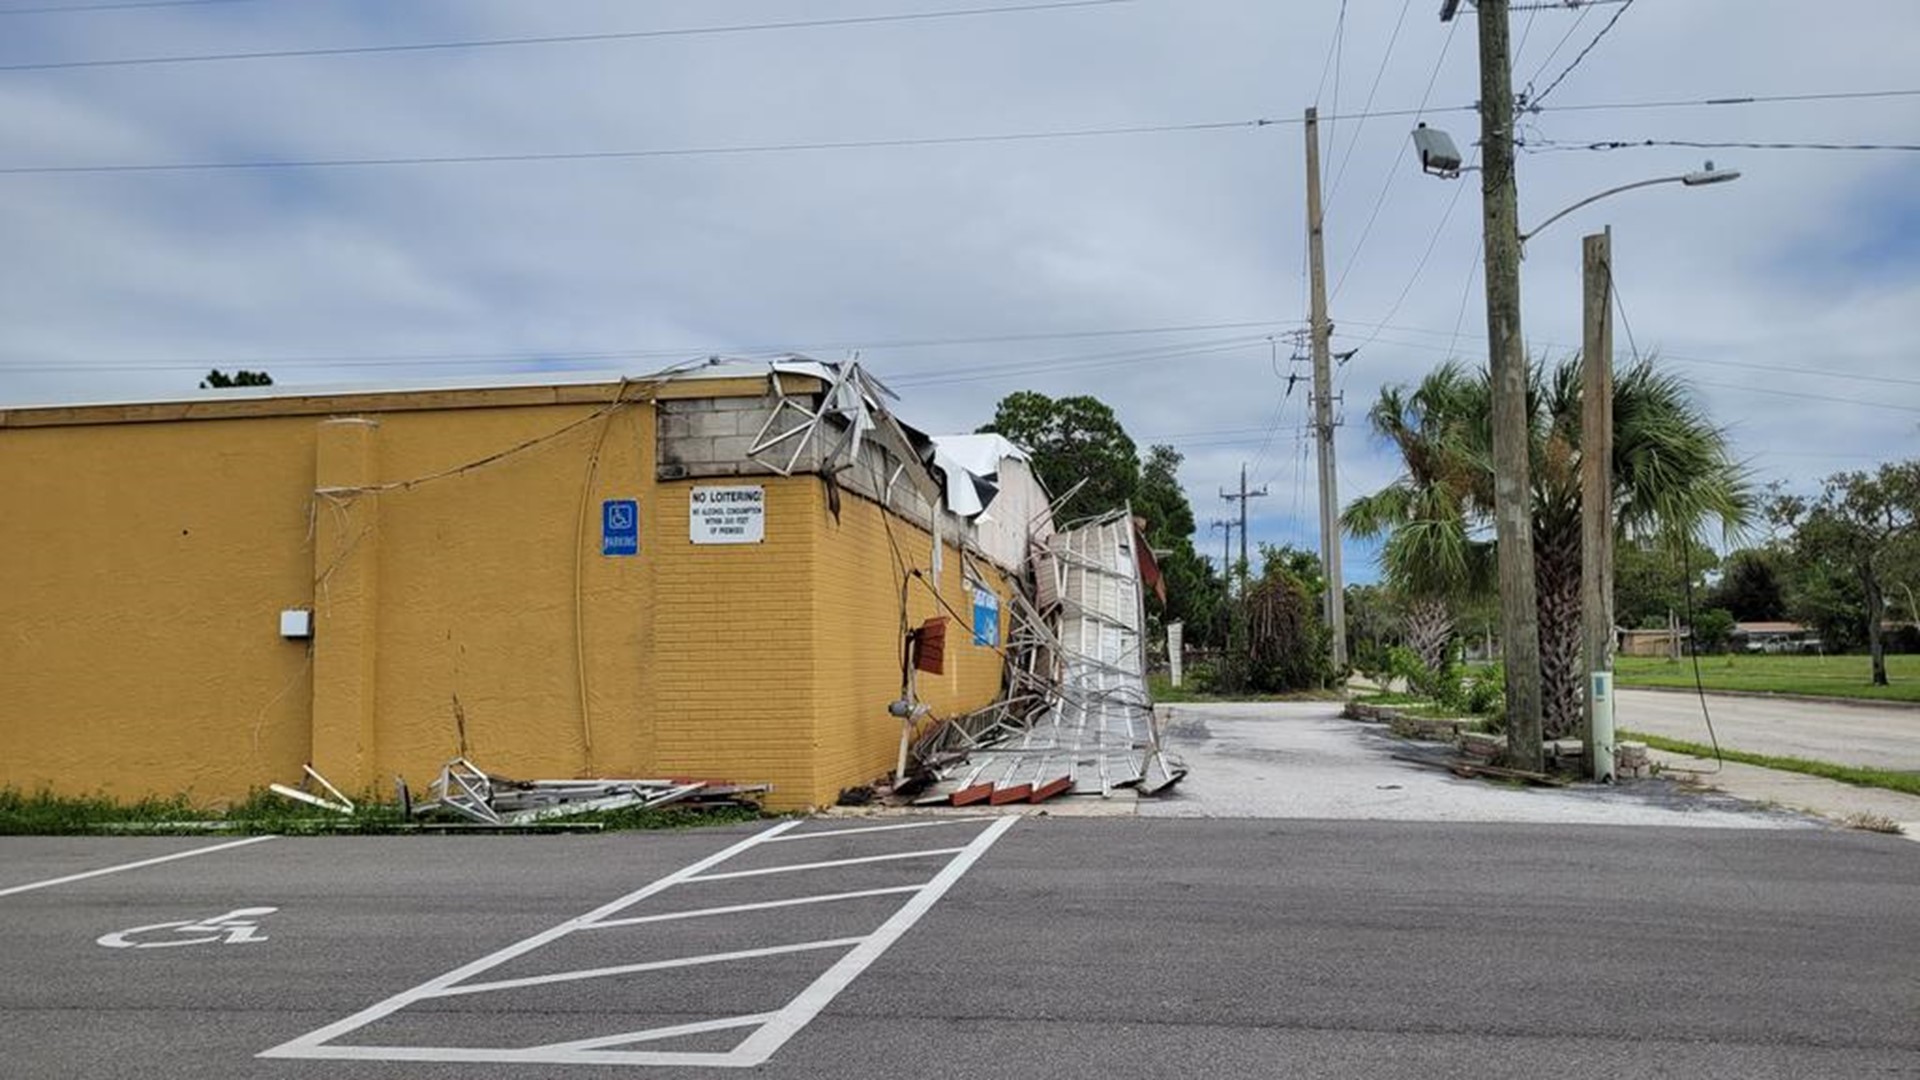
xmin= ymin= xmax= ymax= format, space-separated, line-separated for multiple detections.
xmin=764 ymin=817 xmax=998 ymax=842
xmin=0 ymin=836 xmax=276 ymax=898
xmin=584 ymin=885 xmax=923 ymax=930
xmin=258 ymin=815 xmax=1016 ymax=1067
xmin=685 ymin=846 xmax=970 ymax=882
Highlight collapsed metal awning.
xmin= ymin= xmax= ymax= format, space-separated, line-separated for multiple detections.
xmin=913 ymin=509 xmax=1186 ymax=804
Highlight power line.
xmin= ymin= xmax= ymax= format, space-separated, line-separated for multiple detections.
xmin=1522 ymin=0 xmax=1635 ymax=113
xmin=1547 ymin=87 xmax=1920 ymax=112
xmin=0 ymin=0 xmax=247 ymax=13
xmin=881 ymin=336 xmax=1270 ymax=388
xmin=1531 ymin=137 xmax=1920 ymax=154
xmin=1324 ymin=0 xmax=1413 ymax=212
xmin=1329 ymin=13 xmax=1458 ymax=301
xmin=1517 ymin=1 xmax=1590 ymax=109
xmin=9 ymin=86 xmax=1904 ymax=178
xmin=0 ymin=118 xmax=1286 ymax=176
xmin=0 ymin=317 xmax=1302 ymax=372
xmin=1331 ymin=319 xmax=1920 ymax=390
xmin=0 ymin=0 xmax=1132 ymax=72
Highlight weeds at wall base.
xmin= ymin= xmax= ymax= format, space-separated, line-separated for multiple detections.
xmin=0 ymin=788 xmax=764 ymax=836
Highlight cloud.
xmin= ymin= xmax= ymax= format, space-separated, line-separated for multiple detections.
xmin=1 ymin=0 xmax=1914 ymax=578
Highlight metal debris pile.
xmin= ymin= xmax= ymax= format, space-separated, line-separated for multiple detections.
xmin=911 ymin=509 xmax=1187 ymax=806
xmin=271 ymin=758 xmax=768 ymax=823
xmin=406 ymin=758 xmax=769 ymax=824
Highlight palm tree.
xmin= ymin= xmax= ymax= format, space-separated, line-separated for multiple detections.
xmin=1343 ymin=363 xmax=1494 ymax=674
xmin=1354 ymin=355 xmax=1751 ymax=739
xmin=1520 ymin=357 xmax=1751 ymax=736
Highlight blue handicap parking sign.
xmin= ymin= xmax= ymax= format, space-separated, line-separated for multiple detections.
xmin=602 ymin=499 xmax=639 ymax=556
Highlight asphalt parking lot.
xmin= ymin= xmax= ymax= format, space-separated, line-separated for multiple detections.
xmin=4 ymin=814 xmax=1917 ymax=1080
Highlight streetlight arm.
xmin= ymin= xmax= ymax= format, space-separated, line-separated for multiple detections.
xmin=1520 ymin=174 xmax=1687 ymax=244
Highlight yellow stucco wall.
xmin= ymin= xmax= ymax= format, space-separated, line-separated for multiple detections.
xmin=0 ymin=416 xmax=317 ymax=801
xmin=0 ymin=381 xmax=1012 ymax=812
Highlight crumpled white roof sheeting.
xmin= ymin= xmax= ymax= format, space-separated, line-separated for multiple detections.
xmin=920 ymin=509 xmax=1185 ymax=800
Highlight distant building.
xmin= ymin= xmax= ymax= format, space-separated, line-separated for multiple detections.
xmin=1729 ymin=621 xmax=1821 ymax=654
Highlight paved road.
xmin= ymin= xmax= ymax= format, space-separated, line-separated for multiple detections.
xmin=1616 ymin=689 xmax=1920 ymax=771
xmin=3 ymin=813 xmax=1915 ymax=1080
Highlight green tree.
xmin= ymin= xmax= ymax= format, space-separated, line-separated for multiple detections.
xmin=1343 ymin=362 xmax=1494 ymax=673
xmin=1352 ymin=356 xmax=1750 ymax=739
xmin=1343 ymin=583 xmax=1404 ymax=680
xmin=1691 ymin=608 xmax=1736 ymax=653
xmin=1784 ymin=462 xmax=1920 ymax=684
xmin=1242 ymin=543 xmax=1333 ymax=691
xmin=1706 ymin=548 xmax=1786 ymax=623
xmin=1613 ymin=534 xmax=1719 ymax=630
xmin=978 ymin=391 xmax=1138 ymax=522
xmin=200 ymin=369 xmax=273 ymax=389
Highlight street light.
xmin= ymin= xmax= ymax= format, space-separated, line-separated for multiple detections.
xmin=1520 ymin=162 xmax=1741 ymax=247
xmin=1412 ymin=124 xmax=1742 ymax=247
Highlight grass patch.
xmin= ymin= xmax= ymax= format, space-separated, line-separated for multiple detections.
xmin=1148 ymin=673 xmax=1344 ymax=704
xmin=1620 ymin=731 xmax=1920 ymax=798
xmin=0 ymin=787 xmax=765 ymax=836
xmin=1615 ymin=653 xmax=1920 ymax=704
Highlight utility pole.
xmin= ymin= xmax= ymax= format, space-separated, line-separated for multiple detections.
xmin=1304 ymin=106 xmax=1349 ymax=671
xmin=1468 ymin=0 xmax=1545 ymax=770
xmin=1220 ymin=464 xmax=1267 ymax=596
xmin=1211 ymin=518 xmax=1239 ymax=596
xmin=1581 ymin=227 xmax=1615 ymax=781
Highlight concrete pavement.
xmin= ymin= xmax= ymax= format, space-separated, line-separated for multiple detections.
xmin=1616 ymin=687 xmax=1920 ymax=771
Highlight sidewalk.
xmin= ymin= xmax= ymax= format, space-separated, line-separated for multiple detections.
xmin=1647 ymin=747 xmax=1920 ymax=840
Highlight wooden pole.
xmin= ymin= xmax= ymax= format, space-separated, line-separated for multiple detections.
xmin=1305 ymin=107 xmax=1349 ymax=671
xmin=1581 ymin=228 xmax=1614 ymax=779
xmin=1475 ymin=0 xmax=1545 ymax=769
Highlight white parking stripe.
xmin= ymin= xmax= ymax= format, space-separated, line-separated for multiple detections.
xmin=583 ymin=885 xmax=923 ymax=930
xmin=532 ymin=1013 xmax=778 ymax=1053
xmin=260 ymin=819 xmax=802 ymax=1059
xmin=730 ymin=815 xmax=1018 ymax=1065
xmin=767 ymin=818 xmax=998 ymax=842
xmin=260 ymin=815 xmax=1014 ymax=1067
xmin=685 ymin=846 xmax=968 ymax=882
xmin=430 ymin=938 xmax=867 ymax=998
xmin=0 ymin=835 xmax=276 ymax=898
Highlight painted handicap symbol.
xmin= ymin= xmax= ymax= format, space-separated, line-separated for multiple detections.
xmin=97 ymin=907 xmax=278 ymax=949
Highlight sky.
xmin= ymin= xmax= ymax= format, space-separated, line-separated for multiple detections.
xmin=2 ymin=0 xmax=1916 ymax=584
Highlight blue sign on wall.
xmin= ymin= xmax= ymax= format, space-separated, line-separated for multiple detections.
xmin=972 ymin=589 xmax=1000 ymax=647
xmin=602 ymin=499 xmax=639 ymax=556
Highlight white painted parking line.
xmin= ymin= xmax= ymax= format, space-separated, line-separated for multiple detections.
xmin=685 ymin=846 xmax=969 ymax=882
xmin=260 ymin=815 xmax=1016 ymax=1068
xmin=766 ymin=818 xmax=997 ymax=842
xmin=536 ymin=1013 xmax=778 ymax=1053
xmin=731 ymin=816 xmax=1015 ymax=1064
xmin=0 ymin=836 xmax=276 ymax=899
xmin=432 ymin=938 xmax=868 ymax=997
xmin=583 ymin=885 xmax=923 ymax=930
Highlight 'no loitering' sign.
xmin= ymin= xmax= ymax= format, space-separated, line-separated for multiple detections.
xmin=689 ymin=485 xmax=765 ymax=544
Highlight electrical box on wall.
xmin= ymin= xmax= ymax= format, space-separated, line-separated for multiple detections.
xmin=279 ymin=609 xmax=313 ymax=639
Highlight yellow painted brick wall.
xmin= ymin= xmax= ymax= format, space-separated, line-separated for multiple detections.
xmin=809 ymin=486 xmax=1014 ymax=804
xmin=649 ymin=477 xmax=820 ymax=805
xmin=0 ymin=417 xmax=317 ymax=802
xmin=353 ymin=402 xmax=657 ymax=792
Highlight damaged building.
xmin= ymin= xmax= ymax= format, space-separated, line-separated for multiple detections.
xmin=1 ymin=358 xmax=1178 ymax=812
